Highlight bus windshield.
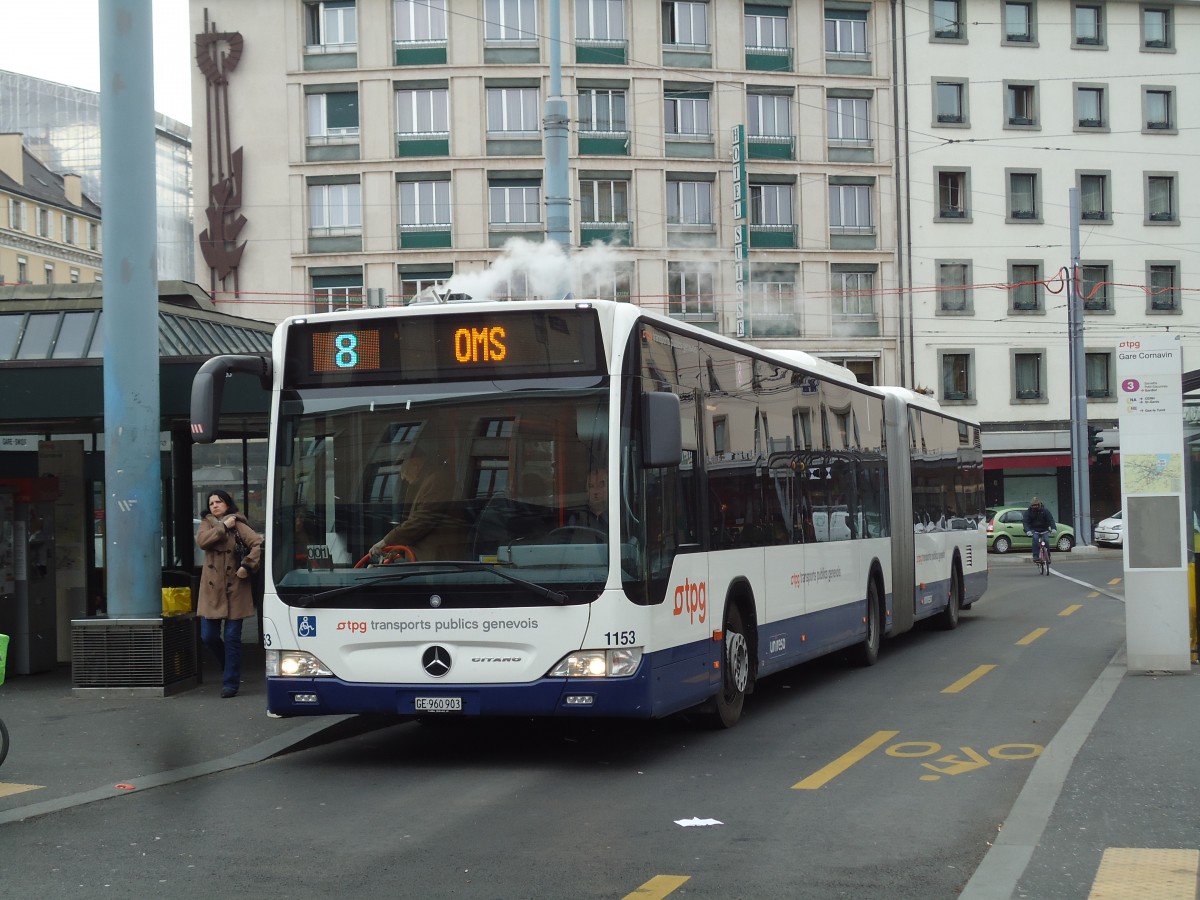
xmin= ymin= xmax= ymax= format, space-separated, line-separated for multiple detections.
xmin=272 ymin=378 xmax=610 ymax=608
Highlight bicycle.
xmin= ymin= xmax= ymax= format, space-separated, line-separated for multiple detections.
xmin=1032 ymin=532 xmax=1051 ymax=576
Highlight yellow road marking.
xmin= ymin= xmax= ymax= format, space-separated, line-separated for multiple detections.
xmin=942 ymin=664 xmax=996 ymax=693
xmin=1087 ymin=591 xmax=1100 ymax=598
xmin=1107 ymin=578 xmax=1122 ymax=586
xmin=0 ymin=782 xmax=43 ymax=798
xmin=624 ymin=875 xmax=690 ymax=899
xmin=1061 ymin=604 xmax=1084 ymax=616
xmin=793 ymin=730 xmax=899 ymax=790
xmin=1017 ymin=627 xmax=1049 ymax=645
xmin=1088 ymin=848 xmax=1199 ymax=899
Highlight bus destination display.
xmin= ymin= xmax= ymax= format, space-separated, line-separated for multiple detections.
xmin=287 ymin=309 xmax=602 ymax=386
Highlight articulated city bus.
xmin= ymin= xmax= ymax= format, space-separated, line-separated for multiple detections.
xmin=192 ymin=299 xmax=986 ymax=727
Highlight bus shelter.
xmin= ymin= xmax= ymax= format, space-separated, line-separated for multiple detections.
xmin=0 ymin=281 xmax=272 ymax=669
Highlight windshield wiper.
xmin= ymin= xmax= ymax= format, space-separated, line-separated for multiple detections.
xmin=293 ymin=560 xmax=568 ymax=607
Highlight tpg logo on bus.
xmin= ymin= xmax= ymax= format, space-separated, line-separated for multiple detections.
xmin=673 ymin=578 xmax=707 ymax=624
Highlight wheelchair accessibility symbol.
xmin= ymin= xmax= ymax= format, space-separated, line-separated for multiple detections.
xmin=297 ymin=615 xmax=317 ymax=637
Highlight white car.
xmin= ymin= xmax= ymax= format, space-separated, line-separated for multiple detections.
xmin=1094 ymin=510 xmax=1123 ymax=547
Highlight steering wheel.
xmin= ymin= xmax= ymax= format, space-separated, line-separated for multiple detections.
xmin=354 ymin=544 xmax=417 ymax=568
xmin=547 ymin=526 xmax=607 ymax=544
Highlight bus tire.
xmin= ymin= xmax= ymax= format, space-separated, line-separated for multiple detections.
xmin=937 ymin=561 xmax=963 ymax=630
xmin=707 ymin=603 xmax=750 ymax=728
xmin=853 ymin=577 xmax=882 ymax=667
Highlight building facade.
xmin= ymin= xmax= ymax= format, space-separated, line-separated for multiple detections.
xmin=900 ymin=0 xmax=1199 ymax=514
xmin=0 ymin=70 xmax=195 ymax=282
xmin=189 ymin=0 xmax=903 ymax=385
xmin=0 ymin=133 xmax=102 ymax=289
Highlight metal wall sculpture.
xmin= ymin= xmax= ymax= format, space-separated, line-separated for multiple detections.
xmin=195 ymin=10 xmax=246 ymax=296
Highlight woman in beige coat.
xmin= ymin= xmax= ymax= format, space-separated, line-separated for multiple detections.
xmin=196 ymin=490 xmax=263 ymax=698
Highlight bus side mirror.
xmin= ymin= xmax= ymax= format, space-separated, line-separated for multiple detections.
xmin=190 ymin=354 xmax=272 ymax=444
xmin=642 ymin=391 xmax=681 ymax=468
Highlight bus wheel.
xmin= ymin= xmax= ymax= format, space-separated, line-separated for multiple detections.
xmin=853 ymin=578 xmax=882 ymax=666
xmin=937 ymin=562 xmax=962 ymax=630
xmin=710 ymin=604 xmax=750 ymax=728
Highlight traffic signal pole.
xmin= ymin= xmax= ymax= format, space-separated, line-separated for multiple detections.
xmin=1068 ymin=188 xmax=1093 ymax=545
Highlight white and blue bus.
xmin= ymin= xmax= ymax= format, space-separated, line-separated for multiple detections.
xmin=192 ymin=299 xmax=987 ymax=727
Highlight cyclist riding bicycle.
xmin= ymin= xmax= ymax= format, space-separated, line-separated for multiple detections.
xmin=1022 ymin=497 xmax=1056 ymax=569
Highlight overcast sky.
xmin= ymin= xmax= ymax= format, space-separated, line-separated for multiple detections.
xmin=1 ymin=0 xmax=193 ymax=125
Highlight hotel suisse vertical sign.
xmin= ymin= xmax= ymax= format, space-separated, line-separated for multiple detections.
xmin=731 ymin=126 xmax=748 ymax=338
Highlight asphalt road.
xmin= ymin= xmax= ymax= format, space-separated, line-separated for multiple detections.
xmin=0 ymin=555 xmax=1127 ymax=899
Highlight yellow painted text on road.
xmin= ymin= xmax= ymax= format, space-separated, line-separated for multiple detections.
xmin=942 ymin=664 xmax=995 ymax=693
xmin=624 ymin=875 xmax=690 ymax=899
xmin=1017 ymin=627 xmax=1049 ymax=645
xmin=1061 ymin=604 xmax=1083 ymax=616
xmin=792 ymin=730 xmax=899 ymax=789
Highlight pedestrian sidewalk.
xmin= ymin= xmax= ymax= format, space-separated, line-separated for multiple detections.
xmin=0 ymin=640 xmax=368 ymax=825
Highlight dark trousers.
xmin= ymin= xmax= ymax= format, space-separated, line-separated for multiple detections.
xmin=200 ymin=617 xmax=244 ymax=693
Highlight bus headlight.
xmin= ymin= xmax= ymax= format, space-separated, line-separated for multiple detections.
xmin=266 ymin=649 xmax=334 ymax=677
xmin=548 ymin=648 xmax=642 ymax=678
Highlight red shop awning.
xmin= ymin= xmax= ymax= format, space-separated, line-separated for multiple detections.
xmin=984 ymin=453 xmax=1070 ymax=470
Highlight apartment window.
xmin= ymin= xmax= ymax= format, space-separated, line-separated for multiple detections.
xmin=941 ymin=352 xmax=973 ymax=401
xmin=307 ymin=90 xmax=359 ymax=143
xmin=749 ymin=274 xmax=799 ymax=335
xmin=89 ymin=223 xmax=99 ymax=250
xmin=749 ymin=184 xmax=794 ymax=226
xmin=397 ymin=88 xmax=449 ymax=135
xmin=579 ymin=88 xmax=627 ymax=133
xmin=1013 ymin=351 xmax=1045 ymax=401
xmin=829 ymin=183 xmax=872 ymax=233
xmin=9 ymin=199 xmax=25 ymax=231
xmin=833 ymin=270 xmax=875 ymax=318
xmin=931 ymin=0 xmax=965 ymax=40
xmin=1144 ymin=88 xmax=1175 ymax=131
xmin=312 ymin=272 xmax=364 ymax=312
xmin=398 ymin=180 xmax=451 ymax=227
xmin=828 ymin=96 xmax=869 ymax=144
xmin=489 ymin=181 xmax=541 ymax=225
xmin=1085 ymin=352 xmax=1113 ymax=398
xmin=1006 ymin=82 xmax=1037 ymax=127
xmin=1009 ymin=262 xmax=1043 ymax=312
xmin=484 ymin=0 xmax=537 ymax=41
xmin=668 ymin=263 xmax=715 ymax=318
xmin=1148 ymin=262 xmax=1179 ymax=312
xmin=1146 ymin=174 xmax=1177 ymax=223
xmin=306 ymin=0 xmax=357 ymax=50
xmin=61 ymin=215 xmax=76 ymax=245
xmin=1073 ymin=2 xmax=1104 ymax=46
xmin=1003 ymin=1 xmax=1035 ymax=42
xmin=825 ymin=8 xmax=868 ymax=56
xmin=486 ymin=87 xmax=539 ymax=134
xmin=37 ymin=208 xmax=50 ymax=237
xmin=1075 ymin=85 xmax=1106 ymax=129
xmin=580 ymin=178 xmax=629 ymax=223
xmin=663 ymin=2 xmax=708 ymax=47
xmin=933 ymin=79 xmax=967 ymax=125
xmin=16 ymin=257 xmax=27 ymax=283
xmin=577 ymin=0 xmax=625 ymax=40
xmin=395 ymin=0 xmax=447 ymax=41
xmin=580 ymin=261 xmax=632 ymax=302
xmin=937 ymin=260 xmax=972 ymax=313
xmin=1079 ymin=172 xmax=1110 ymax=222
xmin=1007 ymin=170 xmax=1040 ymax=221
xmin=308 ymin=182 xmax=362 ymax=235
xmin=748 ymin=93 xmax=791 ymax=138
xmin=936 ymin=169 xmax=969 ymax=220
xmin=667 ymin=180 xmax=713 ymax=225
xmin=746 ymin=8 xmax=788 ymax=49
xmin=664 ymin=91 xmax=711 ymax=138
xmin=1080 ymin=263 xmax=1112 ymax=312
xmin=44 ymin=264 xmax=55 ymax=284
xmin=1141 ymin=6 xmax=1172 ymax=48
